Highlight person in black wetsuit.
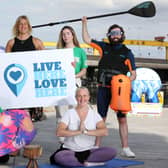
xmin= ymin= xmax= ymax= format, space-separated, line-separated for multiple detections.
xmin=5 ymin=15 xmax=46 ymax=121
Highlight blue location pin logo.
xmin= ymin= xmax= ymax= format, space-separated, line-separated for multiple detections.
xmin=4 ymin=64 xmax=27 ymax=96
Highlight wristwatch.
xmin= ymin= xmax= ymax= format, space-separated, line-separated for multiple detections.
xmin=83 ymin=129 xmax=88 ymax=134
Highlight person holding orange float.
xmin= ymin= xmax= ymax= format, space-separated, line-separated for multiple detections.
xmin=82 ymin=16 xmax=136 ymax=158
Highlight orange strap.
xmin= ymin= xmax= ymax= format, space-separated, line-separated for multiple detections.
xmin=124 ymin=59 xmax=132 ymax=72
xmin=89 ymin=42 xmax=103 ymax=58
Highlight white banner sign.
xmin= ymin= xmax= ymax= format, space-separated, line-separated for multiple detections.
xmin=0 ymin=49 xmax=76 ymax=109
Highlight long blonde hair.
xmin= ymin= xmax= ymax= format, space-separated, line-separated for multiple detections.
xmin=57 ymin=26 xmax=80 ymax=49
xmin=12 ymin=15 xmax=32 ymax=37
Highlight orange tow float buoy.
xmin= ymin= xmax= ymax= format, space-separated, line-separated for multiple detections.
xmin=110 ymin=74 xmax=131 ymax=113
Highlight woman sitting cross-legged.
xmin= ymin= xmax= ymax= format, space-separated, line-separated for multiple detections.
xmin=50 ymin=87 xmax=117 ymax=167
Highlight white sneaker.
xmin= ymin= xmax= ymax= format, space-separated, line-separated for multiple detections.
xmin=120 ymin=147 xmax=136 ymax=158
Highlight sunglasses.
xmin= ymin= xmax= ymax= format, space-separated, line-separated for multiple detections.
xmin=107 ymin=30 xmax=123 ymax=37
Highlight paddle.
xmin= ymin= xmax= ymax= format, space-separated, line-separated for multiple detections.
xmin=32 ymin=1 xmax=156 ymax=28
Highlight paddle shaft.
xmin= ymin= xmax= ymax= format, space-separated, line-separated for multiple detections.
xmin=32 ymin=11 xmax=128 ymax=28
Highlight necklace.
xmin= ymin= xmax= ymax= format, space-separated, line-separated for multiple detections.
xmin=20 ymin=40 xmax=26 ymax=44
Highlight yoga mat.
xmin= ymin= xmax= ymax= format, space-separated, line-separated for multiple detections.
xmin=16 ymin=158 xmax=144 ymax=168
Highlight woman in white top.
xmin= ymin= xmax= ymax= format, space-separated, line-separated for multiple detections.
xmin=50 ymin=87 xmax=116 ymax=166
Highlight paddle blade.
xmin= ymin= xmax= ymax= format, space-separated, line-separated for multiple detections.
xmin=128 ymin=1 xmax=156 ymax=17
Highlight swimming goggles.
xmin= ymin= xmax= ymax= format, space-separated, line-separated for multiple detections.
xmin=107 ymin=30 xmax=122 ymax=37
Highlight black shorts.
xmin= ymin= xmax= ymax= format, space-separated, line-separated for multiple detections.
xmin=97 ymin=86 xmax=126 ymax=118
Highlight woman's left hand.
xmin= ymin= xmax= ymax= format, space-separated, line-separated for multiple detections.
xmin=71 ymin=61 xmax=76 ymax=68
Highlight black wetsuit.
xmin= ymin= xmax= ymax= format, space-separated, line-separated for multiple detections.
xmin=90 ymin=39 xmax=136 ymax=118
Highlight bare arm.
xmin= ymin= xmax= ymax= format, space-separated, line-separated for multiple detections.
xmin=5 ymin=39 xmax=14 ymax=52
xmin=130 ymin=70 xmax=136 ymax=81
xmin=33 ymin=37 xmax=45 ymax=50
xmin=84 ymin=120 xmax=108 ymax=137
xmin=56 ymin=122 xmax=82 ymax=137
xmin=75 ymin=68 xmax=87 ymax=78
xmin=82 ymin=16 xmax=91 ymax=44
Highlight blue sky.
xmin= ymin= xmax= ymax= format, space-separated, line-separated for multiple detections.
xmin=0 ymin=0 xmax=167 ymax=47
